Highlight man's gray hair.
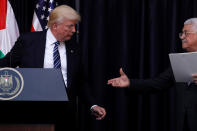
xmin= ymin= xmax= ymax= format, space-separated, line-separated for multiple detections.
xmin=184 ymin=18 xmax=197 ymax=32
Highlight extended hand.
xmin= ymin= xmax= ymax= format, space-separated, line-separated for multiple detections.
xmin=192 ymin=73 xmax=197 ymax=84
xmin=91 ymin=105 xmax=106 ymax=120
xmin=107 ymin=68 xmax=130 ymax=88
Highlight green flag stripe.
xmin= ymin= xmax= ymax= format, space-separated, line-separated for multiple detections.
xmin=0 ymin=50 xmax=5 ymax=59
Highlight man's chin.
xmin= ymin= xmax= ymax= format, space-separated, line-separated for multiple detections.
xmin=63 ymin=37 xmax=71 ymax=41
xmin=182 ymin=43 xmax=188 ymax=49
xmin=183 ymin=47 xmax=192 ymax=52
xmin=66 ymin=35 xmax=73 ymax=40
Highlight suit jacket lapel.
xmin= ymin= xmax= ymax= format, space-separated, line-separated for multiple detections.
xmin=34 ymin=31 xmax=47 ymax=68
xmin=66 ymin=43 xmax=72 ymax=88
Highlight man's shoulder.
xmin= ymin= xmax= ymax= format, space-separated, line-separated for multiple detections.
xmin=20 ymin=31 xmax=46 ymax=38
xmin=15 ymin=31 xmax=47 ymax=46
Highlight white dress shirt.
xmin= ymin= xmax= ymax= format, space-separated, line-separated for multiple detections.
xmin=44 ymin=30 xmax=97 ymax=110
xmin=44 ymin=29 xmax=67 ymax=87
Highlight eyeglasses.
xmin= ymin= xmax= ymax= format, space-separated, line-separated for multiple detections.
xmin=179 ymin=31 xmax=197 ymax=38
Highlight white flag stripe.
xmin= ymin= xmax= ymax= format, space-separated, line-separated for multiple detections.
xmin=32 ymin=12 xmax=43 ymax=31
xmin=0 ymin=0 xmax=19 ymax=55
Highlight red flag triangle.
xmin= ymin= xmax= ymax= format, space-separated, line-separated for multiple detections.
xmin=0 ymin=0 xmax=7 ymax=30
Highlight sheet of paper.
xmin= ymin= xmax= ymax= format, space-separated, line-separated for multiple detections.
xmin=169 ymin=52 xmax=197 ymax=82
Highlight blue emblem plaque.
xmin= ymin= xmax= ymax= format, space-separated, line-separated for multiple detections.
xmin=0 ymin=68 xmax=24 ymax=100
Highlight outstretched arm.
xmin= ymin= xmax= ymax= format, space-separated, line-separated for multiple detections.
xmin=192 ymin=73 xmax=197 ymax=84
xmin=107 ymin=68 xmax=130 ymax=88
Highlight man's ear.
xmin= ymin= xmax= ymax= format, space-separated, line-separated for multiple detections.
xmin=52 ymin=23 xmax=57 ymax=29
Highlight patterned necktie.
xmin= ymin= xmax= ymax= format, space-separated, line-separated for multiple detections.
xmin=53 ymin=41 xmax=61 ymax=68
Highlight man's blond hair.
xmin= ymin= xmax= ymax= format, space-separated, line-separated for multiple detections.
xmin=47 ymin=5 xmax=81 ymax=27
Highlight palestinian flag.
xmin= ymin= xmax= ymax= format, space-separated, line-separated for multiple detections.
xmin=0 ymin=0 xmax=19 ymax=59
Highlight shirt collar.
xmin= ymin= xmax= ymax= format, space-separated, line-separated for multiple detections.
xmin=47 ymin=29 xmax=57 ymax=45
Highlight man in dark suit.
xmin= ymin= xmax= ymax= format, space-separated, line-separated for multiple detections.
xmin=108 ymin=18 xmax=197 ymax=131
xmin=0 ymin=5 xmax=106 ymax=130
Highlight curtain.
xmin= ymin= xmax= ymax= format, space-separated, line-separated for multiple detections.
xmin=9 ymin=0 xmax=197 ymax=131
xmin=80 ymin=0 xmax=197 ymax=131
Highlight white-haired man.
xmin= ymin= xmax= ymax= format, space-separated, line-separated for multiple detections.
xmin=0 ymin=5 xmax=106 ymax=131
xmin=108 ymin=18 xmax=197 ymax=131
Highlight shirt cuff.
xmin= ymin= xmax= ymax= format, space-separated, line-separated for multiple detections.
xmin=90 ymin=105 xmax=97 ymax=111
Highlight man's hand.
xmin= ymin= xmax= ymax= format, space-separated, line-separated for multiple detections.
xmin=91 ymin=105 xmax=106 ymax=120
xmin=107 ymin=68 xmax=130 ymax=88
xmin=192 ymin=73 xmax=197 ymax=84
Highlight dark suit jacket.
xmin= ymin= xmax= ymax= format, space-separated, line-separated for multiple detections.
xmin=0 ymin=31 xmax=95 ymax=108
xmin=129 ymin=67 xmax=197 ymax=131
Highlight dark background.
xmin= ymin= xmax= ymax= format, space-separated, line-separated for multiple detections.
xmin=8 ymin=0 xmax=197 ymax=131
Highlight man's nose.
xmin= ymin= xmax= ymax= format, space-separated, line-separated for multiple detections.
xmin=72 ymin=27 xmax=76 ymax=32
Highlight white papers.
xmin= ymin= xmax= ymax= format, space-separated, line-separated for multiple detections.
xmin=169 ymin=52 xmax=197 ymax=82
